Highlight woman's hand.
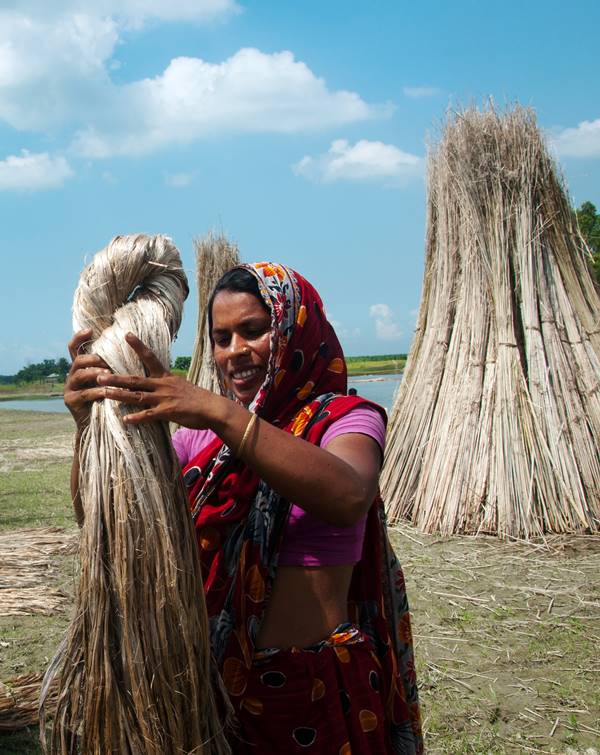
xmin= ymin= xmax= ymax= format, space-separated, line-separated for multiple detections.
xmin=64 ymin=329 xmax=111 ymax=431
xmin=96 ymin=333 xmax=222 ymax=429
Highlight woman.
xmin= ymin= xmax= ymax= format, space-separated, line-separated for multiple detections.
xmin=65 ymin=262 xmax=422 ymax=754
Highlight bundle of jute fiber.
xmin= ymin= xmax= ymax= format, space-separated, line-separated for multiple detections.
xmin=40 ymin=235 xmax=230 ymax=754
xmin=381 ymin=106 xmax=600 ymax=538
xmin=187 ymin=232 xmax=240 ymax=393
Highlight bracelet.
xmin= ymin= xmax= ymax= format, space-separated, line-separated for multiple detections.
xmin=237 ymin=412 xmax=258 ymax=458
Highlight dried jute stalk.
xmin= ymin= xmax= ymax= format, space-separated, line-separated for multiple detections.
xmin=382 ymin=106 xmax=600 ymax=538
xmin=187 ymin=231 xmax=240 ymax=393
xmin=40 ymin=235 xmax=230 ymax=754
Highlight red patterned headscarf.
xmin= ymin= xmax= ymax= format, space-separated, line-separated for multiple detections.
xmin=234 ymin=262 xmax=347 ymax=424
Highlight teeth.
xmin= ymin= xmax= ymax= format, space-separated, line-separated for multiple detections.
xmin=233 ymin=367 xmax=259 ymax=380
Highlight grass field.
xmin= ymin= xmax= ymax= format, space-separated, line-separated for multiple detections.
xmin=1 ymin=408 xmax=599 ymax=753
xmin=346 ymin=356 xmax=405 ymax=375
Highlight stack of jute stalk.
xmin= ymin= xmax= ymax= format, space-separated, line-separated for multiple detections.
xmin=381 ymin=106 xmax=600 ymax=538
xmin=187 ymin=232 xmax=240 ymax=392
xmin=40 ymin=235 xmax=230 ymax=753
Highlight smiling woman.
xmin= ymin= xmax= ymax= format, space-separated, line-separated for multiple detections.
xmin=65 ymin=261 xmax=423 ymax=754
xmin=208 ymin=269 xmax=272 ymax=406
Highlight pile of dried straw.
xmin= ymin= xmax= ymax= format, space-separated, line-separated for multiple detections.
xmin=1 ymin=674 xmax=56 ymax=732
xmin=41 ymin=235 xmax=230 ymax=753
xmin=0 ymin=528 xmax=76 ymax=617
xmin=187 ymin=231 xmax=240 ymax=392
xmin=382 ymin=106 xmax=600 ymax=538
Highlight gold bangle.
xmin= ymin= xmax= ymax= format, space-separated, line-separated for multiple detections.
xmin=237 ymin=413 xmax=258 ymax=458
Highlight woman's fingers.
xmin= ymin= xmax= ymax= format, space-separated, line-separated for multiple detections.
xmin=66 ymin=386 xmax=110 ymax=405
xmin=71 ymin=354 xmax=106 ymax=370
xmin=68 ymin=364 xmax=111 ymax=388
xmin=68 ymin=329 xmax=93 ymax=361
xmin=97 ymin=373 xmax=154 ymax=391
xmin=125 ymin=333 xmax=169 ymax=377
xmin=101 ymin=386 xmax=154 ymax=405
xmin=122 ymin=408 xmax=157 ymax=425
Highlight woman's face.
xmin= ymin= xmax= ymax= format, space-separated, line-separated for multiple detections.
xmin=211 ymin=289 xmax=272 ymax=406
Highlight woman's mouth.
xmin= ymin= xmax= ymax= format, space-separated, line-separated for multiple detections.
xmin=231 ymin=366 xmax=262 ymax=385
xmin=233 ymin=367 xmax=260 ymax=380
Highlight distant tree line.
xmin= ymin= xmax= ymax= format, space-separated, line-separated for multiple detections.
xmin=0 ymin=357 xmax=70 ymax=385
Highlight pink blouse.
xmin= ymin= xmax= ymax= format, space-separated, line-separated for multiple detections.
xmin=172 ymin=406 xmax=386 ymax=566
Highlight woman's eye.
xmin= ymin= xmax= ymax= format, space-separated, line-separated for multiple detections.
xmin=246 ymin=327 xmax=268 ymax=339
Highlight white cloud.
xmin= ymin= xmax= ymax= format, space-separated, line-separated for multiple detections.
xmin=0 ymin=10 xmax=119 ymax=129
xmin=552 ymin=118 xmax=600 ymax=158
xmin=329 ymin=317 xmax=360 ymax=339
xmin=293 ymin=139 xmax=422 ymax=184
xmin=369 ymin=303 xmax=402 ymax=340
xmin=403 ymin=86 xmax=441 ymax=99
xmin=0 ymin=5 xmax=236 ymax=131
xmin=100 ymin=0 xmax=240 ymax=25
xmin=0 ymin=150 xmax=73 ymax=191
xmin=0 ymin=5 xmax=387 ymax=158
xmin=72 ymin=50 xmax=386 ymax=157
xmin=370 ymin=304 xmax=392 ymax=319
xmin=165 ymin=171 xmax=195 ymax=188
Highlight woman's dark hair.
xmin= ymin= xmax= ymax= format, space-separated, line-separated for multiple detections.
xmin=208 ymin=267 xmax=270 ymax=340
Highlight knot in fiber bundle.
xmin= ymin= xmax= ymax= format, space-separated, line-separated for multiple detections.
xmin=73 ymin=234 xmax=188 ymax=374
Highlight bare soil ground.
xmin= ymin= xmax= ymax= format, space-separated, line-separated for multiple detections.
xmin=0 ymin=409 xmax=598 ymax=753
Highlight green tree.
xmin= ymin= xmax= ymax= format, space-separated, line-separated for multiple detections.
xmin=56 ymin=357 xmax=71 ymax=379
xmin=173 ymin=356 xmax=191 ymax=371
xmin=576 ymin=201 xmax=600 ymax=283
xmin=14 ymin=357 xmax=71 ymax=383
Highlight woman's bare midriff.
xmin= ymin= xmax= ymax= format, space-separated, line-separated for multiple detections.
xmin=255 ymin=563 xmax=354 ymax=650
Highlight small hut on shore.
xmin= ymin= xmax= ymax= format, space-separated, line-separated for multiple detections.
xmin=187 ymin=232 xmax=240 ymax=392
xmin=381 ymin=106 xmax=600 ymax=538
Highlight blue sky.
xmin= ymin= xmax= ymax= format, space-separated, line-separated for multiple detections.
xmin=0 ymin=0 xmax=598 ymax=374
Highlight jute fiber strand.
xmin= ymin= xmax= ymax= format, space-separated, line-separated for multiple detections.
xmin=381 ymin=106 xmax=600 ymax=538
xmin=40 ymin=235 xmax=230 ymax=754
xmin=187 ymin=232 xmax=240 ymax=392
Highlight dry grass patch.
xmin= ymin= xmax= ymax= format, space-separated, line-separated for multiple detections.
xmin=389 ymin=523 xmax=600 ymax=753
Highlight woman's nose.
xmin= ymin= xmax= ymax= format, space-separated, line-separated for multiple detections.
xmin=230 ymin=334 xmax=249 ymax=355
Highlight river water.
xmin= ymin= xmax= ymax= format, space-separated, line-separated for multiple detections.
xmin=0 ymin=373 xmax=402 ymax=415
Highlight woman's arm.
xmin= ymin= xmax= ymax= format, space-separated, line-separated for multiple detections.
xmin=213 ymin=400 xmax=381 ymax=527
xmin=98 ymin=334 xmax=381 ymax=527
